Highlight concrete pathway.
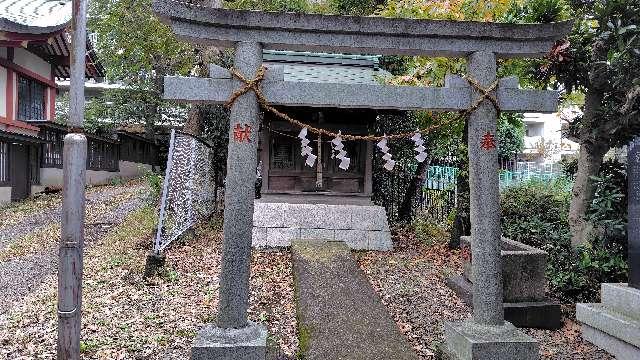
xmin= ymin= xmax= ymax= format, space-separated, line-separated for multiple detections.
xmin=292 ymin=240 xmax=418 ymax=360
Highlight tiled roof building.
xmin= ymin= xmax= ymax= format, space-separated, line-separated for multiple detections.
xmin=0 ymin=0 xmax=146 ymax=204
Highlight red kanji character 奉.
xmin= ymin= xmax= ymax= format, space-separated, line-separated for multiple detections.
xmin=233 ymin=124 xmax=252 ymax=143
xmin=480 ymin=131 xmax=497 ymax=150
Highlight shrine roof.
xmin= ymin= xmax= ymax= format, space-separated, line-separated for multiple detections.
xmin=0 ymin=0 xmax=71 ymax=34
xmin=153 ymin=0 xmax=573 ymax=58
xmin=0 ymin=0 xmax=105 ymax=80
xmin=26 ymin=33 xmax=105 ymax=79
xmin=263 ymin=50 xmax=388 ymax=86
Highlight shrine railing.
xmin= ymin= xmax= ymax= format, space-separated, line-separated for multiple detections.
xmin=153 ymin=130 xmax=220 ymax=253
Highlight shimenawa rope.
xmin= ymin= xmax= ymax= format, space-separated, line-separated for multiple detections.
xmin=225 ymin=66 xmax=500 ymax=142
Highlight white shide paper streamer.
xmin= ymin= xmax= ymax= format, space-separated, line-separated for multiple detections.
xmin=377 ymin=137 xmax=396 ymax=171
xmin=298 ymin=127 xmax=317 ymax=168
xmin=331 ymin=132 xmax=351 ymax=171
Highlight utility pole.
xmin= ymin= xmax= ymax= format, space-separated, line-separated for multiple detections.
xmin=57 ymin=1 xmax=88 ymax=359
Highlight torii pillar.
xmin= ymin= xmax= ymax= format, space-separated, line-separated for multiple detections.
xmin=191 ymin=42 xmax=269 ymax=359
xmin=441 ymin=51 xmax=539 ymax=360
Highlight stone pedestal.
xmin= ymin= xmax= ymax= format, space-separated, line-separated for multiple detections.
xmin=443 ymin=321 xmax=539 ymax=360
xmin=447 ymin=236 xmax=561 ymax=329
xmin=191 ymin=322 xmax=267 ymax=360
xmin=143 ymin=251 xmax=166 ymax=278
xmin=577 ymin=283 xmax=640 ymax=360
xmin=252 ymin=201 xmax=392 ymax=250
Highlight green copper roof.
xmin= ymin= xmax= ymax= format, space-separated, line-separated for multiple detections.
xmin=263 ymin=50 xmax=388 ymax=85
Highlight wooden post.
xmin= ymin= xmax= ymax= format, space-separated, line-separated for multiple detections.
xmin=316 ymin=112 xmax=324 ymax=190
xmin=57 ymin=1 xmax=88 ymax=359
xmin=316 ymin=134 xmax=323 ymax=190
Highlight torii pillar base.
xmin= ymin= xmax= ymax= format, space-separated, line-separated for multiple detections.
xmin=443 ymin=321 xmax=539 ymax=360
xmin=191 ymin=321 xmax=267 ymax=360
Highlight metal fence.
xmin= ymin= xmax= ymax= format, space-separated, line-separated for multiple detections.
xmin=377 ymin=158 xmax=567 ymax=225
xmin=153 ymin=130 xmax=220 ymax=253
xmin=419 ymin=163 xmax=458 ymax=223
xmin=499 ymin=161 xmax=564 ymax=188
xmin=375 ymin=159 xmax=458 ymax=225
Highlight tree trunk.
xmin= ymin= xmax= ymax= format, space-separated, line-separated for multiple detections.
xmin=397 ymin=159 xmax=430 ymax=223
xmin=569 ymin=140 xmax=609 ymax=247
xmin=449 ymin=120 xmax=470 ymax=249
xmin=568 ymin=73 xmax=609 ymax=247
xmin=183 ymin=105 xmax=205 ymax=136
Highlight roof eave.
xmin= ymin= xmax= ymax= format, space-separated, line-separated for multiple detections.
xmin=0 ymin=18 xmax=69 ymax=36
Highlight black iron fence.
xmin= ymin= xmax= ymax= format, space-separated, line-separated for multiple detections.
xmin=39 ymin=125 xmax=158 ymax=172
xmin=374 ymin=158 xmax=459 ymax=225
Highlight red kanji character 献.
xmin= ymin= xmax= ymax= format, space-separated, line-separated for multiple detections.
xmin=480 ymin=131 xmax=497 ymax=150
xmin=233 ymin=123 xmax=252 ymax=143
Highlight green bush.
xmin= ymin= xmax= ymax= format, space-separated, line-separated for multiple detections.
xmin=143 ymin=171 xmax=164 ymax=205
xmin=413 ymin=213 xmax=449 ymax=246
xmin=500 ymin=171 xmax=628 ymax=304
xmin=501 ymin=178 xmax=571 ymax=249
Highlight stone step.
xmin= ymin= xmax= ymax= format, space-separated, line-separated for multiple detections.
xmin=601 ymin=283 xmax=640 ymax=320
xmin=582 ymin=324 xmax=640 ymax=360
xmin=576 ymin=303 xmax=640 ymax=348
xmin=291 ymin=240 xmax=418 ymax=360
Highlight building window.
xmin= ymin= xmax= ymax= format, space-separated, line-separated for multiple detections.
xmin=29 ymin=145 xmax=40 ymax=185
xmin=42 ymin=129 xmax=64 ymax=168
xmin=0 ymin=142 xmax=8 ymax=184
xmin=87 ymin=138 xmax=119 ymax=172
xmin=17 ymin=76 xmax=46 ymax=121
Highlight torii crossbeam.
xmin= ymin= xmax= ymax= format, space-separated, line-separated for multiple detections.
xmin=153 ymin=2 xmax=571 ymax=359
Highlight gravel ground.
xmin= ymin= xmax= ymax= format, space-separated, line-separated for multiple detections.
xmin=0 ymin=185 xmax=139 ymax=252
xmin=0 ymin=183 xmax=145 ymax=315
xmin=356 ymin=229 xmax=614 ymax=360
xmin=0 ymin=210 xmax=297 ymax=359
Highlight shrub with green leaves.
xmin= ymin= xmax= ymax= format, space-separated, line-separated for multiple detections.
xmin=501 ymin=178 xmax=572 ymax=249
xmin=500 ymin=171 xmax=628 ymax=304
xmin=413 ymin=214 xmax=449 ymax=246
xmin=143 ymin=171 xmax=164 ymax=205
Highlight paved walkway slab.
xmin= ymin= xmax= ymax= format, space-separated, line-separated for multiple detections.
xmin=292 ymin=240 xmax=418 ymax=360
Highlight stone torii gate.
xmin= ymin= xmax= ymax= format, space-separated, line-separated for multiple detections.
xmin=154 ymin=2 xmax=571 ymax=359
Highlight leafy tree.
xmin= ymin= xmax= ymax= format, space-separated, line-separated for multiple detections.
xmin=374 ymin=0 xmax=533 ymax=231
xmin=88 ymin=0 xmax=196 ymax=137
xmin=518 ymin=0 xmax=640 ymax=246
xmin=323 ymin=0 xmax=386 ymax=15
xmin=498 ymin=113 xmax=525 ymax=160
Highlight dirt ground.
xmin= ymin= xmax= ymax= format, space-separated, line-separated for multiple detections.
xmin=0 ymin=189 xmax=613 ymax=359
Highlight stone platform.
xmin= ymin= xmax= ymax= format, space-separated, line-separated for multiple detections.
xmin=447 ymin=276 xmax=561 ymax=330
xmin=577 ymin=283 xmax=640 ymax=360
xmin=447 ymin=236 xmax=561 ymax=329
xmin=191 ymin=321 xmax=267 ymax=360
xmin=444 ymin=320 xmax=539 ymax=360
xmin=252 ymin=196 xmax=392 ymax=250
xmin=292 ymin=240 xmax=417 ymax=360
